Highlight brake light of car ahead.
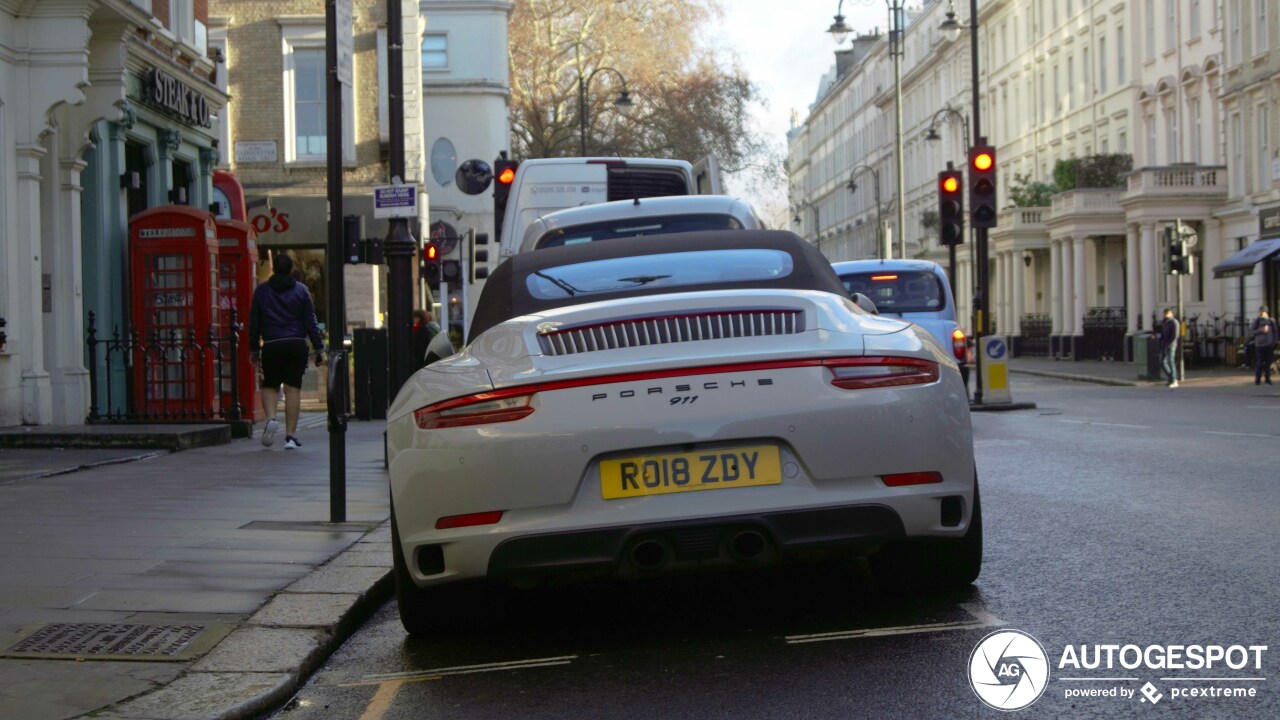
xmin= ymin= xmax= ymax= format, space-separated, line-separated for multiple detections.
xmin=826 ymin=357 xmax=939 ymax=390
xmin=952 ymin=328 xmax=967 ymax=361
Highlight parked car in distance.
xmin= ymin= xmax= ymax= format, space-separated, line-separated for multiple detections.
xmin=386 ymin=231 xmax=980 ymax=637
xmin=518 ymin=195 xmax=766 ymax=253
xmin=831 ymin=259 xmax=968 ymax=386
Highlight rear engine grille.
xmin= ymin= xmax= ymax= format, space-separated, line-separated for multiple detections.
xmin=537 ymin=310 xmax=805 ymax=356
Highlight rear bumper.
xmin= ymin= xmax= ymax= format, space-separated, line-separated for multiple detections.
xmin=486 ymin=504 xmax=906 ymax=581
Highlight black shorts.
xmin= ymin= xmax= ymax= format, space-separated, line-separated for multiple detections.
xmin=261 ymin=339 xmax=309 ymax=389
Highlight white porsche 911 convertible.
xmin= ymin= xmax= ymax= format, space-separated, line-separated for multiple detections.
xmin=385 ymin=230 xmax=979 ymax=636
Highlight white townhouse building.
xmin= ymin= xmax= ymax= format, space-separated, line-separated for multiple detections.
xmin=1 ymin=0 xmax=227 ymax=426
xmin=789 ymin=0 xmax=1270 ymax=366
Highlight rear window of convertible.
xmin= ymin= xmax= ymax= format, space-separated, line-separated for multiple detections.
xmin=525 ymin=249 xmax=794 ymax=299
xmin=537 ymin=214 xmax=744 ymax=249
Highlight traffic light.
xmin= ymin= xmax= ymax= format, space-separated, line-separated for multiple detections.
xmin=442 ymin=259 xmax=462 ymax=287
xmin=493 ymin=154 xmax=518 ymax=244
xmin=1166 ymin=226 xmax=1193 ymax=275
xmin=343 ymin=215 xmax=363 ymax=264
xmin=421 ymin=241 xmax=440 ymax=285
xmin=968 ymin=145 xmax=997 ymax=229
xmin=938 ymin=168 xmax=964 ymax=246
xmin=470 ymin=230 xmax=489 ymax=283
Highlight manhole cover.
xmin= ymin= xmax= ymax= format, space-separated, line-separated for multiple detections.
xmin=3 ymin=622 xmax=231 ymax=661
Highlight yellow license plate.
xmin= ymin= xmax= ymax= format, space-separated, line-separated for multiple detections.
xmin=600 ymin=446 xmax=782 ymax=500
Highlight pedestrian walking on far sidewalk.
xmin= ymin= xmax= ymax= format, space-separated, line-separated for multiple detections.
xmin=248 ymin=253 xmax=325 ymax=449
xmin=1249 ymin=306 xmax=1278 ymax=386
xmin=1158 ymin=308 xmax=1181 ymax=388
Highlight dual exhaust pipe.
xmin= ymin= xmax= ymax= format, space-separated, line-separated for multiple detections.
xmin=628 ymin=529 xmax=769 ymax=571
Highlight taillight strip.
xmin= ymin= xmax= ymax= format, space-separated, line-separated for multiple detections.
xmin=414 ymin=356 xmax=939 ymax=427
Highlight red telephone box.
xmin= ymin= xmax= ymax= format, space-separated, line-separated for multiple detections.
xmin=129 ymin=205 xmax=220 ymax=419
xmin=216 ymin=217 xmax=261 ymax=421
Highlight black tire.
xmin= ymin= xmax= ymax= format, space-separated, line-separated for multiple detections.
xmin=869 ymin=477 xmax=983 ymax=591
xmin=391 ymin=505 xmax=504 ymax=637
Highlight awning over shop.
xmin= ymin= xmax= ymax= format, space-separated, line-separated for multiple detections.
xmin=1212 ymin=239 xmax=1280 ymax=279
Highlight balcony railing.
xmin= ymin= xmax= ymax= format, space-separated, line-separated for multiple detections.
xmin=1125 ymin=166 xmax=1227 ymax=197
xmin=1050 ymin=189 xmax=1124 ymax=216
xmin=997 ymin=206 xmax=1049 ymax=229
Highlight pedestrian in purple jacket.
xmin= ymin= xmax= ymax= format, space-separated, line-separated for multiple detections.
xmin=248 ymin=254 xmax=325 ymax=448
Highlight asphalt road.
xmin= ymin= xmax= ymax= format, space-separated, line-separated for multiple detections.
xmin=273 ymin=376 xmax=1280 ymax=719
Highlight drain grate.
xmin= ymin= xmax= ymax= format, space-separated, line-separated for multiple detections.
xmin=3 ymin=623 xmax=226 ymax=661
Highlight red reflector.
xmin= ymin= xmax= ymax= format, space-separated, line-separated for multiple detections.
xmin=436 ymin=511 xmax=504 ymax=530
xmin=870 ymin=274 xmax=898 ymax=281
xmin=881 ymin=472 xmax=944 ymax=487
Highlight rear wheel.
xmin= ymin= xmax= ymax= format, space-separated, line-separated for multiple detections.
xmin=391 ymin=505 xmax=502 ymax=637
xmin=869 ymin=477 xmax=982 ymax=591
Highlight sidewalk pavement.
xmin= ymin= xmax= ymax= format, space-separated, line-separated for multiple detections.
xmin=1007 ymin=356 xmax=1255 ymax=388
xmin=0 ymin=414 xmax=393 ymax=720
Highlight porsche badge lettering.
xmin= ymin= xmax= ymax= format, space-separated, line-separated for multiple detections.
xmin=600 ymin=446 xmax=783 ymax=499
xmin=591 ymin=377 xmax=773 ymax=401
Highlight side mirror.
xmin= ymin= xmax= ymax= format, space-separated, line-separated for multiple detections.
xmin=455 ymin=159 xmax=494 ymax=196
xmin=424 ymin=329 xmax=456 ymax=366
xmin=851 ymin=292 xmax=879 ymax=315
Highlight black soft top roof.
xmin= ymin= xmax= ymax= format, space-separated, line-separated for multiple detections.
xmin=469 ymin=230 xmax=848 ymax=342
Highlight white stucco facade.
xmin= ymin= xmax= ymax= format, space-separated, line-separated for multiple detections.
xmin=788 ymin=0 xmax=1278 ymax=363
xmin=420 ymin=0 xmax=513 ymax=326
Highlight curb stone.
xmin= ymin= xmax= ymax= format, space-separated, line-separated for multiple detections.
xmin=92 ymin=521 xmax=394 ymax=720
xmin=1009 ymin=368 xmax=1141 ymax=387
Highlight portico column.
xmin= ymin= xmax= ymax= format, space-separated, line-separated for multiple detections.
xmin=1073 ymin=235 xmax=1087 ymax=337
xmin=1000 ymin=252 xmax=1011 ymax=334
xmin=1050 ymin=240 xmax=1064 ymax=334
xmin=1013 ymin=252 xmax=1026 ymax=336
xmin=43 ymin=146 xmax=91 ymax=425
xmin=1062 ymin=239 xmax=1075 ymax=336
xmin=1140 ymin=223 xmax=1158 ymax=333
xmin=1125 ymin=224 xmax=1140 ymax=334
xmin=14 ymin=144 xmax=53 ymax=424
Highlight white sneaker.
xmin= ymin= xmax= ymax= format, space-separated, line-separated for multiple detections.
xmin=284 ymin=436 xmax=301 ymax=450
xmin=1168 ymin=381 xmax=1179 ymax=389
xmin=261 ymin=419 xmax=280 ymax=447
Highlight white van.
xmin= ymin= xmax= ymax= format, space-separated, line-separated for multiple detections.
xmin=497 ymin=155 xmax=721 ymax=256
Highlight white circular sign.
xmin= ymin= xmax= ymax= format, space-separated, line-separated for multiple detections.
xmin=968 ymin=629 xmax=1050 ymax=711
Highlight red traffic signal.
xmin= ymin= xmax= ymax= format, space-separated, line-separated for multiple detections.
xmin=423 ymin=242 xmax=438 ymax=262
xmin=937 ymin=168 xmax=964 ymax=247
xmin=493 ymin=156 xmax=519 ymax=245
xmin=968 ymin=145 xmax=997 ymax=229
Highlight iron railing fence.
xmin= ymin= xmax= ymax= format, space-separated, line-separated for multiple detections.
xmin=86 ymin=310 xmax=243 ymax=423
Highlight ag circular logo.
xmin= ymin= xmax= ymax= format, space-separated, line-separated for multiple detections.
xmin=968 ymin=629 xmax=1050 ymax=711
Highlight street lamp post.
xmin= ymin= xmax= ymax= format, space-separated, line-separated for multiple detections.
xmin=925 ymin=105 xmax=970 ymax=290
xmin=829 ymin=1 xmax=906 ymax=259
xmin=577 ymin=67 xmax=634 ymax=156
xmin=846 ymin=164 xmax=883 ymax=259
xmin=791 ymin=198 xmax=818 ymax=239
xmin=939 ymin=0 xmax=988 ymax=404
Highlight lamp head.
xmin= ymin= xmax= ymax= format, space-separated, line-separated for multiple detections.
xmin=940 ymin=10 xmax=963 ymax=42
xmin=828 ymin=15 xmax=852 ymax=45
xmin=925 ymin=127 xmax=941 ymax=142
xmin=614 ymin=89 xmax=635 ymax=116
